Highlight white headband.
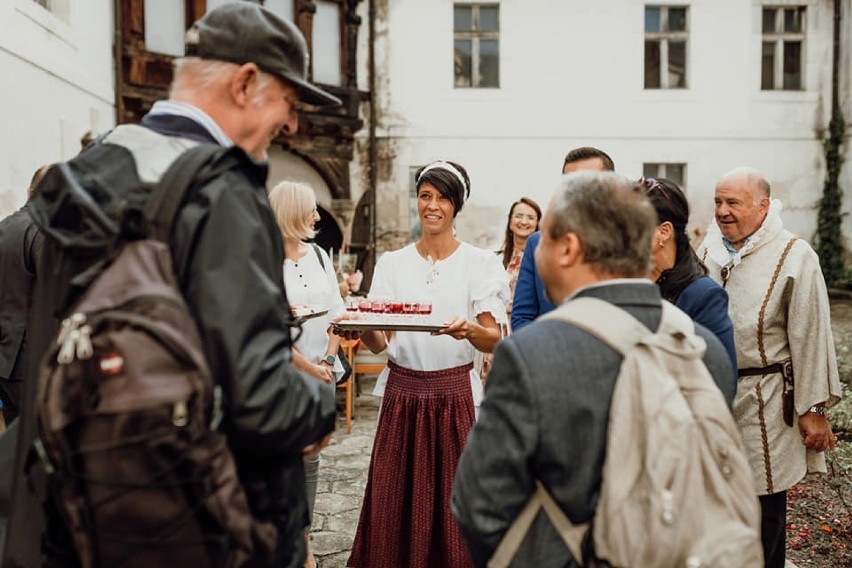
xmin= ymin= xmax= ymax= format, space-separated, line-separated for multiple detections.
xmin=417 ymin=161 xmax=468 ymax=194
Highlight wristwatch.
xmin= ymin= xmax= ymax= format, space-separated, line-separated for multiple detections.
xmin=807 ymin=405 xmax=827 ymax=416
xmin=320 ymin=354 xmax=336 ymax=366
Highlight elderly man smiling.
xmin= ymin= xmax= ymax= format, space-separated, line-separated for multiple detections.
xmin=698 ymin=167 xmax=842 ymax=568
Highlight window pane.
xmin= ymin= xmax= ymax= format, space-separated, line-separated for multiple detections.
xmin=454 ymin=5 xmax=472 ymax=31
xmin=312 ymin=1 xmax=341 ymax=86
xmin=643 ymin=164 xmax=660 ymax=179
xmin=668 ymin=40 xmax=687 ymax=88
xmin=783 ymin=41 xmax=802 ymax=90
xmin=454 ymin=40 xmax=472 ymax=88
xmin=144 ymin=0 xmax=186 ymax=57
xmin=666 ymin=164 xmax=685 ymax=186
xmin=762 ymin=8 xmax=776 ymax=33
xmin=668 ymin=8 xmax=687 ymax=32
xmin=762 ymin=42 xmax=776 ymax=90
xmin=479 ymin=6 xmax=499 ymax=31
xmin=264 ymin=0 xmax=293 ymax=21
xmin=479 ymin=39 xmax=499 ymax=87
xmin=645 ymin=7 xmax=661 ymax=33
xmin=784 ymin=8 xmax=804 ymax=33
xmin=645 ymin=40 xmax=661 ymax=88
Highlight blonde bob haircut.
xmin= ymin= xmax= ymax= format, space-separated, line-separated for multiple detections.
xmin=268 ymin=180 xmax=318 ymax=242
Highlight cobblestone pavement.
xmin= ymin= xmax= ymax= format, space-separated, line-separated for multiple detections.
xmin=312 ymin=375 xmax=380 ymax=568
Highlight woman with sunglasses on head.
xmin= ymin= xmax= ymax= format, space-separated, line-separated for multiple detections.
xmin=337 ymin=160 xmax=509 ymax=568
xmin=268 ymin=180 xmax=344 ymax=568
xmin=642 ymin=177 xmax=738 ymax=379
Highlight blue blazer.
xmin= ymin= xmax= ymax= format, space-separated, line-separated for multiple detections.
xmin=511 ymin=232 xmax=556 ymax=331
xmin=674 ymin=275 xmax=738 ymax=384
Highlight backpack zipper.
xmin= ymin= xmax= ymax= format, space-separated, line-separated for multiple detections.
xmin=56 ymin=296 xmax=224 ymax=431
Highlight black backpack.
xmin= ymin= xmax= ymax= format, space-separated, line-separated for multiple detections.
xmin=31 ymin=145 xmax=277 ymax=567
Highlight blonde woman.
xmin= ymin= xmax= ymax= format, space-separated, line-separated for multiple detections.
xmin=268 ymin=181 xmax=344 ymax=568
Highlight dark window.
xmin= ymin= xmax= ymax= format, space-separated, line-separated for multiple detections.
xmin=644 ymin=6 xmax=688 ymax=90
xmin=453 ymin=4 xmax=500 ymax=89
xmin=644 ymin=163 xmax=687 ymax=187
xmin=761 ymin=7 xmax=805 ymax=91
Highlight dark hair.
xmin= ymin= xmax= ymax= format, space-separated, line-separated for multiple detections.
xmin=499 ymin=197 xmax=542 ymax=268
xmin=641 ymin=177 xmax=707 ymax=302
xmin=563 ymin=146 xmax=615 ymax=172
xmin=414 ymin=160 xmax=470 ymax=217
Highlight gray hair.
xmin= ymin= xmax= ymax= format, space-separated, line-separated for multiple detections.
xmin=718 ymin=167 xmax=771 ymax=202
xmin=171 ymin=57 xmax=274 ymax=99
xmin=548 ymin=172 xmax=656 ymax=277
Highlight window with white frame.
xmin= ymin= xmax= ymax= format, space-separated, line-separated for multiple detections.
xmin=453 ymin=4 xmax=499 ymax=89
xmin=644 ymin=6 xmax=688 ymax=89
xmin=761 ymin=6 xmax=805 ymax=90
xmin=643 ymin=163 xmax=687 ymax=188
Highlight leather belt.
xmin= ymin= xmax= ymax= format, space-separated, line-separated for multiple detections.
xmin=738 ymin=363 xmax=784 ymax=377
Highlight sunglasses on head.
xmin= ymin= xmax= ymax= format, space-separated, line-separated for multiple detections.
xmin=639 ymin=177 xmax=670 ymax=201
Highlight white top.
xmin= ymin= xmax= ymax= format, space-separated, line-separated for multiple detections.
xmin=284 ymin=245 xmax=346 ymax=373
xmin=369 ymin=242 xmax=510 ymax=405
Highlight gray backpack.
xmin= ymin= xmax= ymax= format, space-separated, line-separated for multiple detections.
xmin=490 ymin=298 xmax=762 ymax=568
xmin=32 ymin=145 xmax=277 ymax=567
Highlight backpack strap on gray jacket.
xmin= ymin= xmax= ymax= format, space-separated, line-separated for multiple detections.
xmin=143 ymin=144 xmax=227 ymax=243
xmin=490 ymin=297 xmax=697 ymax=567
xmin=541 ymin=297 xmax=694 ymax=355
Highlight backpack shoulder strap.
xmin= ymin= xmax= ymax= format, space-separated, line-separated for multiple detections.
xmin=310 ymin=243 xmax=326 ymax=270
xmin=143 ymin=144 xmax=228 ymax=242
xmin=540 ymin=296 xmax=652 ymax=356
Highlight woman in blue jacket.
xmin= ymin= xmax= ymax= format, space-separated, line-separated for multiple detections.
xmin=643 ymin=177 xmax=738 ymax=379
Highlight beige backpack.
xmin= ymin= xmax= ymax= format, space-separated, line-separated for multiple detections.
xmin=489 ymin=298 xmax=762 ymax=568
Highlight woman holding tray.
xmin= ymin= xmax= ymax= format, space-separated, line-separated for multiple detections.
xmin=269 ymin=180 xmax=344 ymax=568
xmin=336 ymin=160 xmax=509 ymax=568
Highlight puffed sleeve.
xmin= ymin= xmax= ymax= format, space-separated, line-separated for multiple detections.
xmin=367 ymin=251 xmax=394 ymax=300
xmin=470 ymin=247 xmax=510 ymax=325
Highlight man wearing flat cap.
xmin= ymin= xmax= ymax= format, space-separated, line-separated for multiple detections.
xmin=2 ymin=4 xmax=338 ymax=567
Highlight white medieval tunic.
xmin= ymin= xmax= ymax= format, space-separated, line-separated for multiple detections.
xmin=369 ymin=242 xmax=510 ymax=406
xmin=698 ymin=200 xmax=842 ymax=495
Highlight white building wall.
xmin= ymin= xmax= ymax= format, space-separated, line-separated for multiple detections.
xmin=0 ymin=0 xmax=115 ymax=216
xmin=356 ymin=0 xmax=852 ymax=252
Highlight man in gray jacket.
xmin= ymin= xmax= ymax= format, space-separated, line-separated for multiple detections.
xmin=452 ymin=172 xmax=735 ymax=567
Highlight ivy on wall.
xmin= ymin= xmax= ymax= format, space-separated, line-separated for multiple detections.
xmin=816 ymin=107 xmax=847 ymax=287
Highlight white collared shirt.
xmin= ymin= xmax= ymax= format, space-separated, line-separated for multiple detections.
xmin=148 ymin=100 xmax=234 ymax=148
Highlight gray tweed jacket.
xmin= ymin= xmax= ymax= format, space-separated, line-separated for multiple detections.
xmin=452 ymin=281 xmax=735 ymax=568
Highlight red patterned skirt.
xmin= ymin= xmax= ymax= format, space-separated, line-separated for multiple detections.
xmin=347 ymin=361 xmax=475 ymax=568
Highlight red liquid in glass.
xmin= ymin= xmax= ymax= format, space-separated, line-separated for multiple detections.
xmin=417 ymin=303 xmax=432 ymax=315
xmin=390 ymin=302 xmax=404 ymax=313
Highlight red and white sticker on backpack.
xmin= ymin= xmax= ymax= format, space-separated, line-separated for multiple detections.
xmin=98 ymin=352 xmax=125 ymax=376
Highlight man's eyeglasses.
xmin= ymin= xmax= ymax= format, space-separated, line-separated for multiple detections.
xmin=640 ymin=177 xmax=670 ymax=201
xmin=511 ymin=214 xmax=538 ymax=222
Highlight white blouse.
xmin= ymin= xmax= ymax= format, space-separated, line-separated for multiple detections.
xmin=369 ymin=242 xmax=510 ymax=405
xmin=283 ymin=245 xmax=345 ymax=370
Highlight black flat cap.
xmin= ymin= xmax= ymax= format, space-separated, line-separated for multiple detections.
xmin=185 ymin=2 xmax=341 ymax=107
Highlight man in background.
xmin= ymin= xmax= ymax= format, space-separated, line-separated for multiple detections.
xmin=511 ymin=146 xmax=615 ymax=331
xmin=0 ymin=165 xmax=48 ymax=429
